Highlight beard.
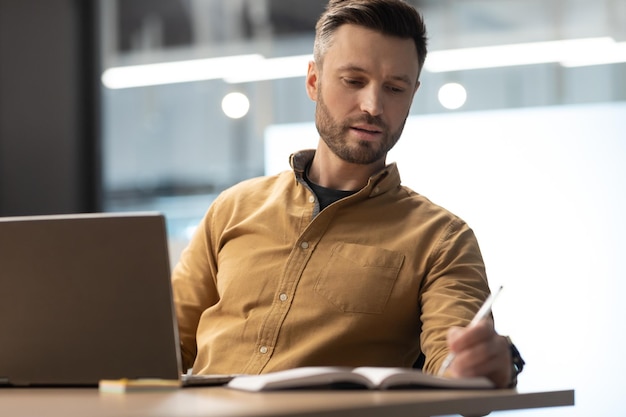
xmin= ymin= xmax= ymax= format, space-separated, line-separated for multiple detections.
xmin=314 ymin=89 xmax=407 ymax=165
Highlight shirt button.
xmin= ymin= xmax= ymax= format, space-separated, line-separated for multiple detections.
xmin=259 ymin=346 xmax=268 ymax=354
xmin=279 ymin=293 xmax=288 ymax=302
xmin=300 ymin=241 xmax=309 ymax=249
xmin=309 ymin=195 xmax=315 ymax=203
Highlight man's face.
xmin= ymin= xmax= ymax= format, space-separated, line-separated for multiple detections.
xmin=306 ymin=24 xmax=420 ymax=165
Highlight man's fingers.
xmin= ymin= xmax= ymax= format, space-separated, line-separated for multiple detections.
xmin=447 ymin=333 xmax=513 ymax=388
xmin=448 ymin=318 xmax=495 ymax=353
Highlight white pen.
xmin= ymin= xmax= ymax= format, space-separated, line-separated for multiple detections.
xmin=437 ymin=285 xmax=504 ymax=377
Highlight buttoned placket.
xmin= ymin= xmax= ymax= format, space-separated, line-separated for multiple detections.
xmin=243 ymin=185 xmax=320 ymax=373
xmin=244 ymin=166 xmax=388 ymax=373
xmin=246 ymin=232 xmax=317 ymax=373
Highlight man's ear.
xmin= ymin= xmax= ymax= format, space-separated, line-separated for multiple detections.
xmin=305 ymin=60 xmax=319 ymax=101
xmin=413 ymin=80 xmax=421 ymax=96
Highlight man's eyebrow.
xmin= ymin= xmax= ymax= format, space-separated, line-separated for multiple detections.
xmin=337 ymin=64 xmax=414 ymax=86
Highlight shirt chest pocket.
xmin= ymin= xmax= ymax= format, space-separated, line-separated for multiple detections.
xmin=314 ymin=243 xmax=405 ymax=314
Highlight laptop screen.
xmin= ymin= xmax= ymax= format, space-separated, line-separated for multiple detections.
xmin=0 ymin=212 xmax=182 ymax=386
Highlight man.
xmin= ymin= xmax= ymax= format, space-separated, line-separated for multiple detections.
xmin=172 ymin=0 xmax=522 ymax=388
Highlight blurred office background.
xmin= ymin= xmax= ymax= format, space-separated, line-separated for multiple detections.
xmin=1 ymin=1 xmax=625 ymax=415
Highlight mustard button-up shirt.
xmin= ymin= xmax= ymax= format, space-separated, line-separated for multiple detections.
xmin=172 ymin=150 xmax=490 ymax=376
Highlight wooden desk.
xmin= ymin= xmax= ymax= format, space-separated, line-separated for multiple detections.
xmin=0 ymin=386 xmax=573 ymax=417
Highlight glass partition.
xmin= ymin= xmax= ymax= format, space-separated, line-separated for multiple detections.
xmin=98 ymin=0 xmax=626 ymax=261
xmin=97 ymin=2 xmax=626 ymax=416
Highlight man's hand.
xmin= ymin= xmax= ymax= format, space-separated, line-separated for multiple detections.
xmin=445 ymin=319 xmax=512 ymax=388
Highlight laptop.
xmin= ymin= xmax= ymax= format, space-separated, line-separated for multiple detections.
xmin=0 ymin=212 xmax=231 ymax=387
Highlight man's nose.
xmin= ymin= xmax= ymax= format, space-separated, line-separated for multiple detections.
xmin=359 ymin=85 xmax=384 ymax=116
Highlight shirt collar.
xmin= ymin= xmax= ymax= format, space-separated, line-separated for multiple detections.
xmin=289 ymin=149 xmax=401 ymax=197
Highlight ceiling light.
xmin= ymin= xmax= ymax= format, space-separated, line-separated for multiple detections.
xmin=560 ymin=41 xmax=626 ymax=67
xmin=224 ymin=54 xmax=312 ymax=83
xmin=438 ymin=83 xmax=467 ymax=110
xmin=424 ymin=37 xmax=616 ymax=72
xmin=221 ymin=92 xmax=250 ymax=119
xmin=101 ymin=54 xmax=263 ymax=89
xmin=101 ymin=37 xmax=626 ymax=89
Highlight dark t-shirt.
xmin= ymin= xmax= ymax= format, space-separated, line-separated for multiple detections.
xmin=304 ymin=166 xmax=357 ymax=211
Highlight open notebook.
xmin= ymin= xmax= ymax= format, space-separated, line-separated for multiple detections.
xmin=0 ymin=212 xmax=232 ymax=387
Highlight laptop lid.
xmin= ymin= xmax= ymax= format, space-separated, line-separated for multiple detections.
xmin=0 ymin=212 xmax=183 ymax=387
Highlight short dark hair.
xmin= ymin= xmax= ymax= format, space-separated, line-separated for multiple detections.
xmin=314 ymin=0 xmax=428 ymax=75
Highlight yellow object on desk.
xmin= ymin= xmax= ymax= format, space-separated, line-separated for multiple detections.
xmin=99 ymin=378 xmax=181 ymax=393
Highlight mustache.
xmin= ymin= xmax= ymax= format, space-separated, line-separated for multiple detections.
xmin=344 ymin=114 xmax=387 ymax=131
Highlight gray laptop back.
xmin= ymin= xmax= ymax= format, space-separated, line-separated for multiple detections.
xmin=0 ymin=212 xmax=182 ymax=386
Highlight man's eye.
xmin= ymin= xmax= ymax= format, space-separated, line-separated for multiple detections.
xmin=387 ymin=86 xmax=406 ymax=94
xmin=343 ymin=78 xmax=363 ymax=87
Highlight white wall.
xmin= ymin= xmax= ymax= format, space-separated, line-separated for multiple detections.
xmin=265 ymin=102 xmax=626 ymax=417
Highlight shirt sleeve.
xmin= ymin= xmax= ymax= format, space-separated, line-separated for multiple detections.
xmin=171 ymin=204 xmax=221 ymax=371
xmin=418 ymin=218 xmax=490 ymax=375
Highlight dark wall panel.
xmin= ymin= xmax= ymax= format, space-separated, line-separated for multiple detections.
xmin=0 ymin=0 xmax=98 ymax=216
